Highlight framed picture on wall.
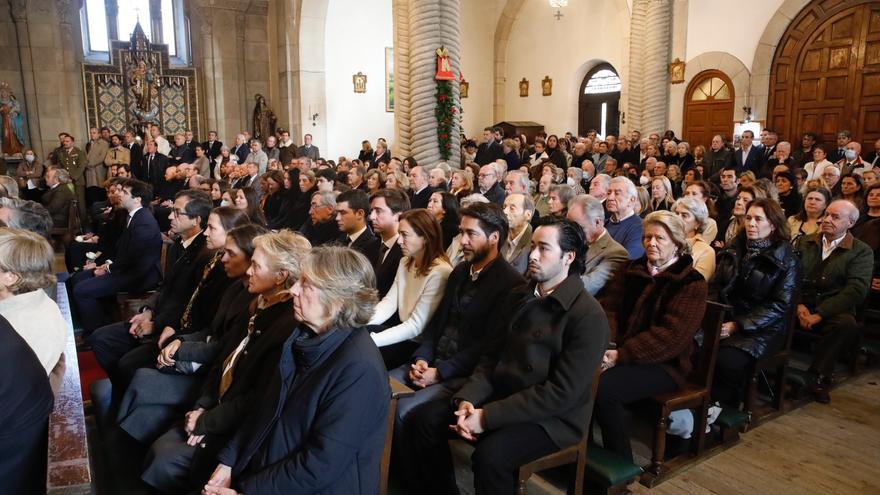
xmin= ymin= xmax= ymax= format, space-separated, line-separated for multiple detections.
xmin=385 ymin=47 xmax=394 ymax=112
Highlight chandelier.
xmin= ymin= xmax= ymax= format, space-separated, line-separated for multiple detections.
xmin=549 ymin=0 xmax=568 ymax=20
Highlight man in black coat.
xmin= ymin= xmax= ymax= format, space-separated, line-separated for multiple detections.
xmin=392 ymin=203 xmax=526 ymax=427
xmin=408 ymin=166 xmax=435 ymax=209
xmin=299 ymin=190 xmax=342 ymax=246
xmin=124 ymin=131 xmax=143 ymax=177
xmin=334 ymin=189 xmax=381 ymax=265
xmin=369 ymin=189 xmax=409 ymax=298
xmin=477 ymin=164 xmax=506 ymax=205
xmin=88 ymin=190 xmax=214 ymax=402
xmin=141 ymin=141 xmax=170 ymax=189
xmin=201 ymin=131 xmax=224 ymax=161
xmin=475 ymin=127 xmax=504 ymax=165
xmin=0 ymin=314 xmax=55 ymax=495
xmin=70 ymin=179 xmax=163 ymax=333
xmin=402 ymin=219 xmax=609 ymax=495
xmin=731 ymin=129 xmax=762 ymax=175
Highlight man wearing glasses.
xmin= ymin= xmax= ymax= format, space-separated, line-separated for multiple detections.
xmin=477 ymin=164 xmax=506 ymax=205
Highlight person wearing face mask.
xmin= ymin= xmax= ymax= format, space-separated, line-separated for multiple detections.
xmin=838 ymin=141 xmax=867 ymax=176
xmin=16 ymin=148 xmax=44 ymax=202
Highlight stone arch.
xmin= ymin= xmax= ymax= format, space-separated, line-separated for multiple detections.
xmin=669 ymin=51 xmax=750 ymax=137
xmin=749 ymin=0 xmax=812 ymax=121
xmin=493 ymin=0 xmax=631 ymax=123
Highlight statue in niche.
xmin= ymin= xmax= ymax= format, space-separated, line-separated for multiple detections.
xmin=0 ymin=82 xmax=26 ymax=157
xmin=128 ymin=59 xmax=158 ymax=113
xmin=252 ymin=94 xmax=277 ymax=142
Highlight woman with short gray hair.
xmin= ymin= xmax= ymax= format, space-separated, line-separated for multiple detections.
xmin=203 ymin=246 xmax=390 ymax=494
xmin=673 ymin=197 xmax=716 ymax=280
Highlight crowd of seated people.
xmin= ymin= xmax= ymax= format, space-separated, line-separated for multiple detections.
xmin=3 ymin=122 xmax=878 ymax=494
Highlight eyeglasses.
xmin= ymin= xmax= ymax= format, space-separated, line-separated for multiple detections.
xmin=171 ymin=209 xmax=190 ymax=218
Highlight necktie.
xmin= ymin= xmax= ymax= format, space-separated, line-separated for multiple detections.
xmin=380 ymin=242 xmax=390 ymax=262
xmin=147 ymin=154 xmax=153 ymax=179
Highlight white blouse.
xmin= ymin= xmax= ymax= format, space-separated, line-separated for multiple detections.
xmin=369 ymin=257 xmax=452 ymax=347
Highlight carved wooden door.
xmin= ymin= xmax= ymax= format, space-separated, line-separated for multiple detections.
xmin=683 ymin=70 xmax=735 ymax=149
xmin=768 ymin=1 xmax=880 ymax=152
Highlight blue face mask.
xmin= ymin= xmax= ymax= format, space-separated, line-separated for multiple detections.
xmin=25 ymin=155 xmax=35 ymax=162
xmin=845 ymin=149 xmax=858 ymax=161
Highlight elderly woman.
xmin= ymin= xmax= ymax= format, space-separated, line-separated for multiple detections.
xmin=684 ymin=181 xmax=718 ymax=240
xmin=650 ymin=176 xmax=675 ymax=212
xmin=369 ymin=209 xmax=452 ymax=368
xmin=597 ymin=211 xmax=708 ymax=462
xmin=673 ymin=197 xmax=716 ymax=280
xmin=386 ymin=170 xmax=410 ymax=191
xmin=548 ymin=184 xmax=575 ymax=220
xmin=788 ymin=187 xmax=831 ymax=244
xmin=214 ymin=146 xmax=233 ymax=180
xmin=710 ymin=199 xmax=799 ymax=407
xmin=143 ymin=230 xmax=309 ymax=493
xmin=0 ymin=228 xmax=67 ymax=378
xmin=202 ymin=247 xmax=390 ymax=495
xmin=717 ymin=185 xmax=764 ymax=249
xmin=449 ymin=168 xmax=473 ymax=200
xmin=426 ymin=191 xmax=461 ymax=250
xmin=803 ymin=145 xmax=833 ymax=180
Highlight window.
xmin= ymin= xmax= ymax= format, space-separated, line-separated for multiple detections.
xmin=583 ymin=69 xmax=622 ymax=95
xmin=81 ymin=0 xmax=189 ymax=63
xmin=690 ymin=77 xmax=731 ymax=101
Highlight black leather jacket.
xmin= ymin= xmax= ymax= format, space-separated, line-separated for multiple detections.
xmin=710 ymin=237 xmax=801 ymax=359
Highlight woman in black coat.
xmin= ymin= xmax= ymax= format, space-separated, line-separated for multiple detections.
xmin=141 ymin=230 xmax=310 ymax=493
xmin=203 ymin=247 xmax=389 ymax=495
xmin=709 ymin=198 xmax=800 ymax=407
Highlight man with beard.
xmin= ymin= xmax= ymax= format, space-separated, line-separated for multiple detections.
xmin=390 ymin=203 xmax=525 ymax=429
xmin=401 ymin=218 xmax=608 ymax=495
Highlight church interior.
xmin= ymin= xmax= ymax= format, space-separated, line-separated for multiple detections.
xmin=1 ymin=0 xmax=880 ymax=494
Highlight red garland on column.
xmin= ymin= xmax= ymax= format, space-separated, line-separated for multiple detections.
xmin=435 ymin=47 xmax=460 ymax=160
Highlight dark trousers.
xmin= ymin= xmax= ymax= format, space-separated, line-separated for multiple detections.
xmin=401 ymin=398 xmax=557 ymax=495
xmin=88 ymin=321 xmax=158 ymax=406
xmin=711 ymin=346 xmax=755 ymax=407
xmin=594 ymin=364 xmax=678 ymax=462
xmin=70 ymin=269 xmax=127 ymax=332
xmin=809 ymin=313 xmax=860 ymax=376
xmin=85 ymin=185 xmax=106 ymax=207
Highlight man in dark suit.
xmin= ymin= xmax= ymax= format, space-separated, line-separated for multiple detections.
xmin=141 ymin=141 xmax=170 ymax=190
xmin=401 ymin=219 xmax=609 ymax=494
xmin=237 ymin=162 xmax=263 ymax=196
xmin=124 ymin=131 xmax=143 ymax=177
xmin=230 ymin=134 xmax=249 ymax=164
xmin=475 ymin=127 xmax=504 ymax=165
xmin=299 ymin=190 xmax=342 ymax=246
xmin=408 ymin=166 xmax=435 ymax=209
xmin=41 ymin=166 xmax=76 ymax=228
xmin=828 ymin=130 xmax=852 ymax=164
xmin=703 ymin=134 xmax=732 ymax=181
xmin=277 ymin=129 xmax=297 ymax=167
xmin=369 ymin=189 xmax=408 ymax=298
xmin=297 ymin=133 xmax=320 ymax=161
xmin=477 ymin=164 xmax=506 ymax=205
xmin=392 ymin=203 xmax=526 ymax=427
xmin=567 ymin=194 xmax=628 ymax=296
xmin=169 ymin=133 xmax=196 ymax=166
xmin=201 ymin=130 xmax=223 ymax=161
xmin=90 ymin=191 xmax=214 ymax=405
xmin=334 ymin=189 xmax=380 ymax=265
xmin=71 ymin=179 xmax=163 ymax=333
xmin=732 ymin=129 xmax=762 ymax=174
xmin=0 ymin=314 xmax=55 ymax=495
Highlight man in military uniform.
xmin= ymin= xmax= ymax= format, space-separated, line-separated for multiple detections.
xmin=55 ymin=133 xmax=88 ymax=228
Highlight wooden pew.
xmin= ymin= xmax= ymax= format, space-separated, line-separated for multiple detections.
xmin=380 ymin=377 xmax=415 ymax=495
xmin=47 ymin=281 xmax=91 ymax=493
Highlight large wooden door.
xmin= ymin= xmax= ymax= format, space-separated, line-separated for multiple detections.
xmin=768 ymin=0 xmax=880 ymax=152
xmin=683 ymin=70 xmax=735 ymax=149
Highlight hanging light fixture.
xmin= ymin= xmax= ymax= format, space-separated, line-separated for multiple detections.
xmin=549 ymin=0 xmax=568 ymax=20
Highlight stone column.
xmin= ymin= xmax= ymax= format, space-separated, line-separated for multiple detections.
xmin=627 ymin=0 xmax=672 ymax=134
xmin=197 ymin=10 xmax=221 ymax=135
xmin=9 ymin=0 xmax=37 ymax=154
xmin=392 ymin=0 xmax=411 ymax=157
xmin=398 ymin=0 xmax=461 ymax=165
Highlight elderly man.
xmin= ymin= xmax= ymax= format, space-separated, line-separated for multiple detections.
xmin=702 ymin=134 xmax=731 ymax=180
xmin=589 ymin=173 xmax=611 ymax=202
xmin=839 ymin=141 xmax=867 ymax=176
xmin=297 ymin=133 xmax=320 ymax=161
xmin=408 ymin=166 xmax=434 ymax=209
xmin=795 ymin=200 xmax=873 ymax=403
xmin=85 ymin=127 xmax=110 ymax=205
xmin=41 ymin=167 xmax=76 ymax=228
xmin=822 ymin=165 xmax=841 ymax=191
xmin=300 ymin=190 xmax=341 ymax=246
xmin=571 ymin=142 xmax=590 ymax=170
xmin=245 ymin=139 xmax=269 ymax=174
xmin=604 ymin=176 xmax=644 ymax=259
xmin=501 ymin=193 xmax=534 ymax=273
xmin=567 ymin=194 xmax=628 ymax=296
xmin=478 ymin=164 xmax=505 ymax=205
xmin=761 ymin=141 xmax=792 ymax=178
xmin=503 ymin=170 xmax=530 ymax=195
xmin=229 ymin=134 xmax=249 ymax=164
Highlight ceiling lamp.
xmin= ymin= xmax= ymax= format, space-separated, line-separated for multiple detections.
xmin=549 ymin=0 xmax=568 ymax=20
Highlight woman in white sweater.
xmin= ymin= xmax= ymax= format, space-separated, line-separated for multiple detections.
xmin=0 ymin=229 xmax=67 ymax=379
xmin=803 ymin=146 xmax=834 ymax=180
xmin=369 ymin=209 xmax=452 ymax=368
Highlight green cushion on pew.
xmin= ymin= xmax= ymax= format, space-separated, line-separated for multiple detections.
xmin=785 ymin=367 xmax=812 ymax=389
xmin=586 ymin=444 xmax=642 ymax=486
xmin=715 ymin=408 xmax=749 ymax=429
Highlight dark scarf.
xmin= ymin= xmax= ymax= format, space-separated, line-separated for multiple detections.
xmin=744 ymin=238 xmax=772 ymax=262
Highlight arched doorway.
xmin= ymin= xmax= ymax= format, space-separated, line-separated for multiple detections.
xmin=768 ymin=0 xmax=880 ymax=150
xmin=683 ymin=70 xmax=735 ymax=149
xmin=578 ymin=64 xmax=621 ymax=138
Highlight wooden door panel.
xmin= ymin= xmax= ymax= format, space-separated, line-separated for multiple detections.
xmin=769 ymin=2 xmax=879 ymax=150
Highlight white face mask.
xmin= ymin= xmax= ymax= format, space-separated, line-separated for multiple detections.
xmin=639 ymin=175 xmax=650 ymax=186
xmin=566 ymin=177 xmax=577 ymax=187
xmin=220 ymin=199 xmax=230 ymax=207
xmin=845 ymin=149 xmax=858 ymax=161
xmin=25 ymin=154 xmax=35 ymax=162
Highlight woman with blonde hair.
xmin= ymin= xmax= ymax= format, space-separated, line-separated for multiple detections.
xmin=673 ymin=196 xmax=716 ymax=280
xmin=364 ymin=169 xmax=386 ymax=195
xmin=369 ymin=209 xmax=452 ymax=368
xmin=0 ymin=228 xmax=66 ymax=378
xmin=650 ymin=176 xmax=675 ymax=212
xmin=449 ymin=169 xmax=473 ymax=200
xmin=386 ymin=170 xmax=410 ymax=191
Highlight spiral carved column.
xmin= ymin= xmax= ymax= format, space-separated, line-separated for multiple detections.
xmin=396 ymin=0 xmax=461 ymax=165
xmin=628 ymin=0 xmax=672 ymax=134
xmin=392 ymin=0 xmax=412 ymax=157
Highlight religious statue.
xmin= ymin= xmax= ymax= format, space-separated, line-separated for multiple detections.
xmin=353 ymin=72 xmax=367 ymax=93
xmin=128 ymin=59 xmax=158 ymax=113
xmin=252 ymin=94 xmax=278 ymax=142
xmin=0 ymin=82 xmax=26 ymax=157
